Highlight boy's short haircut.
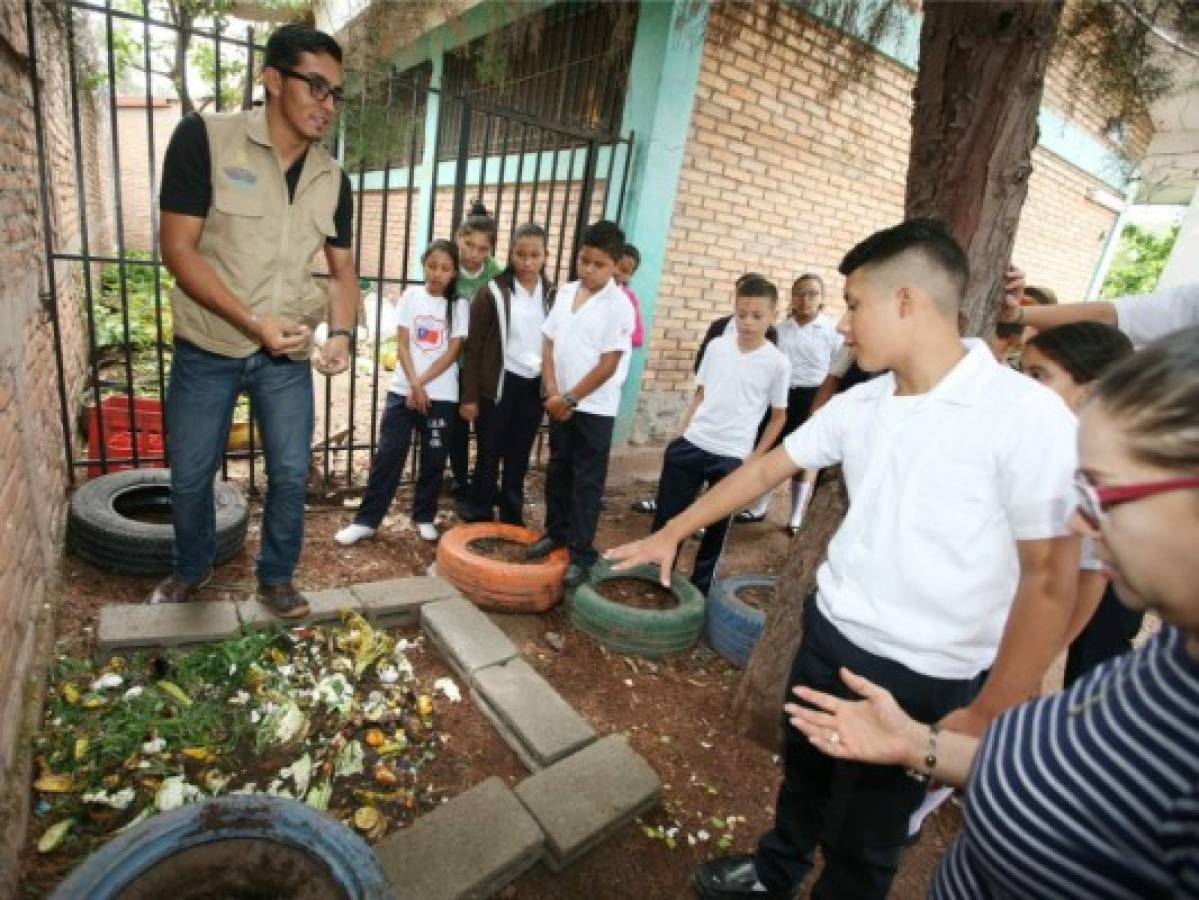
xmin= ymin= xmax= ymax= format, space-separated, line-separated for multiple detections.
xmin=793 ymin=272 xmax=824 ymax=290
xmin=735 ymin=272 xmax=767 ymax=289
xmin=620 ymin=244 xmax=641 ymax=267
xmin=581 ymin=220 xmax=626 ymax=263
xmin=838 ymin=217 xmax=969 ymax=302
xmin=735 ymin=274 xmax=778 ymax=305
xmin=264 ymin=23 xmax=342 ymax=69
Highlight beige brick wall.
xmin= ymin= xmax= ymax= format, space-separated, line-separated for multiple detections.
xmin=115 ymin=99 xmax=181 ymax=253
xmin=0 ymin=2 xmax=109 ymax=886
xmin=631 ymin=2 xmax=1144 ymax=442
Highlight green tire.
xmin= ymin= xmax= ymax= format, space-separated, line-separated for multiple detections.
xmin=568 ymin=563 xmax=706 ymax=659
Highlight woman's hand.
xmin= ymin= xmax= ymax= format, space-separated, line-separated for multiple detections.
xmin=459 ymin=402 xmax=478 ymax=424
xmin=604 ymin=531 xmax=679 ymax=588
xmin=784 ymin=667 xmax=925 ymax=768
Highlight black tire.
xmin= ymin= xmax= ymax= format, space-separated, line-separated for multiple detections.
xmin=52 ymin=796 xmax=393 ymax=900
xmin=568 ymin=562 xmax=706 ymax=659
xmin=67 ymin=469 xmax=247 ymax=577
xmin=705 ymin=575 xmax=773 ymax=669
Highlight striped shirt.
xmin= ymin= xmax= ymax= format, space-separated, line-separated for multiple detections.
xmin=934 ymin=626 xmax=1199 ymax=899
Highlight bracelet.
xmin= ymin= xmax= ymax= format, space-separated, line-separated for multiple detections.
xmin=905 ymin=723 xmax=940 ymax=782
xmin=562 ymin=391 xmax=578 ymax=409
xmin=327 ymin=328 xmax=354 ymax=342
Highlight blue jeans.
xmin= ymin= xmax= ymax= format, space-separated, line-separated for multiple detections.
xmin=166 ymin=339 xmax=313 ymax=585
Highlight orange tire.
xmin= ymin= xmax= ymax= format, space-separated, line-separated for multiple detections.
xmin=435 ymin=523 xmax=569 ymax=613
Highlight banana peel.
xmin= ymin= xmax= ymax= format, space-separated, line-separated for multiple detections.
xmin=34 ymin=774 xmax=74 ymax=794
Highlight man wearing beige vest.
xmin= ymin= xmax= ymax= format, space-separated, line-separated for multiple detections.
xmin=149 ymin=24 xmax=357 ymax=617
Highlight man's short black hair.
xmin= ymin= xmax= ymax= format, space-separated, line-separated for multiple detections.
xmin=735 ymin=274 xmax=778 ymax=304
xmin=581 ymin=220 xmax=625 ymax=263
xmin=620 ymin=243 xmax=641 ymax=267
xmin=264 ymin=24 xmax=343 ymax=71
xmin=838 ymin=217 xmax=968 ymax=300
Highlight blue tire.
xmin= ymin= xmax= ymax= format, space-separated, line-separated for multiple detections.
xmin=705 ymin=575 xmax=774 ymax=669
xmin=52 ymin=796 xmax=394 ymax=900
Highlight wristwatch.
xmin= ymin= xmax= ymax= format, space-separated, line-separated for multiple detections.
xmin=562 ymin=391 xmax=578 ymax=409
xmin=327 ymin=328 xmax=354 ymax=342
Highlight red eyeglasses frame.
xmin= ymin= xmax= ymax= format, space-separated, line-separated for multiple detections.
xmin=1075 ymin=471 xmax=1199 ymax=527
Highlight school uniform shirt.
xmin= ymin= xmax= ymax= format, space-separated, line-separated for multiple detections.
xmin=685 ymin=334 xmax=789 ymax=460
xmin=776 ymin=313 xmax=843 ymax=388
xmin=542 ymin=278 xmax=634 ymax=417
xmin=504 ymin=279 xmax=547 ymax=378
xmin=934 ymin=625 xmax=1199 ymax=899
xmin=1113 ymin=282 xmax=1199 ymax=346
xmin=389 ymin=287 xmax=470 ymax=403
xmin=783 ymin=339 xmax=1077 ymax=679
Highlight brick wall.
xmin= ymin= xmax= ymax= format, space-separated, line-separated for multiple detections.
xmin=115 ymin=98 xmax=180 ymax=252
xmin=631 ymin=2 xmax=1146 ymax=442
xmin=0 ymin=2 xmax=109 ymax=887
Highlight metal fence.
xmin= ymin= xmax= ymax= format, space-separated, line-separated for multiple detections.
xmin=28 ymin=0 xmax=634 ymax=492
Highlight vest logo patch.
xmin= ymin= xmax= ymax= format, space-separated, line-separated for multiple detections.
xmin=223 ymin=165 xmax=257 ymax=187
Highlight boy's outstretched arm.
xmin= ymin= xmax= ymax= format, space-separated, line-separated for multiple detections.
xmin=606 ymin=446 xmax=799 ymax=585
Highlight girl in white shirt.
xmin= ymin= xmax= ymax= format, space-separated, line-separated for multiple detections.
xmin=336 ymin=240 xmax=469 ymax=545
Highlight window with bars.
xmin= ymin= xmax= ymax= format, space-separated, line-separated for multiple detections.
xmin=438 ymin=1 xmax=638 ymax=157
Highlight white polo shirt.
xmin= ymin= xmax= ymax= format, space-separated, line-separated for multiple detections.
xmin=1113 ymin=283 xmax=1199 ymax=346
xmin=685 ymin=334 xmax=789 ymax=459
xmin=503 ymin=279 xmax=546 ymax=378
xmin=776 ymin=314 xmax=843 ymax=388
xmin=783 ymin=340 xmax=1077 ymax=679
xmin=542 ymin=278 xmax=634 ymax=417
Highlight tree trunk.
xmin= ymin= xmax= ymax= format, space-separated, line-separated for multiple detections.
xmin=731 ymin=470 xmax=847 ymax=750
xmin=732 ymin=2 xmax=1063 ymax=753
xmin=908 ymin=2 xmax=1063 ymax=335
xmin=241 ymin=26 xmax=256 ymax=110
xmin=168 ymin=1 xmax=195 ymax=116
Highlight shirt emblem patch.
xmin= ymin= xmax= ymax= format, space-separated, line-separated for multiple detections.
xmin=223 ymin=165 xmax=258 ymax=187
xmin=413 ymin=315 xmax=447 ymax=352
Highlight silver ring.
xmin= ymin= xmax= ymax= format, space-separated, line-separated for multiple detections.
xmin=828 ymin=731 xmax=841 ymax=746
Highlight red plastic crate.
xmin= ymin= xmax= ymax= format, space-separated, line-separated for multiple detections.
xmin=85 ymin=397 xmax=166 ymax=477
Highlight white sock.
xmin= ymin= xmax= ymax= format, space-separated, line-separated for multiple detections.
xmin=788 ymin=479 xmax=814 ymax=529
xmin=908 ymin=785 xmax=954 ymax=838
xmin=416 ymin=522 xmax=439 ymax=542
xmin=334 ymin=523 xmax=376 ymax=545
xmin=748 ymin=492 xmax=770 ymax=518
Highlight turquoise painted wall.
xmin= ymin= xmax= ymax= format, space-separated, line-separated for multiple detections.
xmin=610 ymin=0 xmax=709 ymax=444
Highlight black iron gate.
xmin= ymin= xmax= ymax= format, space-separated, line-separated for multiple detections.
xmin=29 ymin=0 xmax=634 ymax=493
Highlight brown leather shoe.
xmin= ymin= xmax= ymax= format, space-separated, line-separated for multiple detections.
xmin=146 ymin=573 xmax=211 ymax=605
xmin=257 ymin=582 xmax=311 ymax=619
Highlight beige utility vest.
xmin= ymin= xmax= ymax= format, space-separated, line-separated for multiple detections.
xmin=169 ymin=106 xmax=341 ymax=359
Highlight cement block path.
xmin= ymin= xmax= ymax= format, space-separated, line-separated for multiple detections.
xmin=421 ymin=597 xmax=518 ymax=682
xmin=98 ymin=601 xmax=240 ymax=655
xmin=352 ymin=576 xmax=460 ymax=627
xmin=373 ymin=776 xmax=544 ymax=900
xmin=515 ymin=734 xmax=662 ymax=871
xmin=471 ymin=657 xmax=596 ymax=770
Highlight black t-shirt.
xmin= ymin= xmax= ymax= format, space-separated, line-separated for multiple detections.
xmin=159 ymin=114 xmax=353 ymax=248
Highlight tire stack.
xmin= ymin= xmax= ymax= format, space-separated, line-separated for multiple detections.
xmin=704 ymin=575 xmax=774 ymax=669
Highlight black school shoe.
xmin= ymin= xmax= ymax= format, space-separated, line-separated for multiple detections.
xmin=563 ymin=562 xmax=590 ymax=588
xmin=525 ymin=536 xmax=564 ymax=560
xmin=691 ymin=855 xmax=797 ymax=899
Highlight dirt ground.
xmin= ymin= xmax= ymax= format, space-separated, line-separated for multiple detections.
xmin=34 ymin=469 xmax=958 ymax=899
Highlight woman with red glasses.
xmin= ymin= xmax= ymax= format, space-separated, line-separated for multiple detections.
xmin=785 ymin=326 xmax=1199 ymax=899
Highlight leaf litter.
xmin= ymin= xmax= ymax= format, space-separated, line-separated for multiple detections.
xmin=32 ymin=612 xmax=454 ymax=865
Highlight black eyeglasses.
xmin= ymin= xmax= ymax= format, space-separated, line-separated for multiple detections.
xmin=276 ymin=67 xmax=345 ymax=106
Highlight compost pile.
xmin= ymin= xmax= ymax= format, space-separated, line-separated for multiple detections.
xmin=31 ymin=613 xmax=457 ymax=859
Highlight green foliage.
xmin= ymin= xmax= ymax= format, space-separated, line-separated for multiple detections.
xmin=1100 ymin=223 xmax=1179 ymax=299
xmin=92 ymin=252 xmax=175 ymax=351
xmin=189 ymin=40 xmax=248 ymax=112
